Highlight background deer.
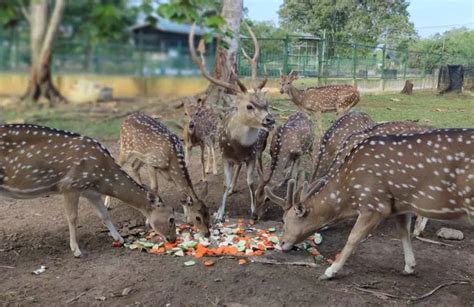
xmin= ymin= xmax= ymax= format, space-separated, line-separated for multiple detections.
xmin=189 ymin=23 xmax=274 ymax=221
xmin=311 ymin=111 xmax=375 ymax=181
xmin=266 ymin=128 xmax=473 ymax=280
xmin=0 ymin=124 xmax=176 ymax=257
xmin=104 ymin=113 xmax=210 ymax=236
xmin=254 ymin=111 xmax=314 ymax=219
xmin=279 ymin=71 xmax=360 ymax=135
xmin=182 ymin=96 xmax=219 ymax=181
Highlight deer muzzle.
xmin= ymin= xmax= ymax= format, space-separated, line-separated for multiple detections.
xmin=262 ymin=114 xmax=275 ymax=130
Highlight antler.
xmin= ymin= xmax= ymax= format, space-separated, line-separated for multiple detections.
xmin=241 ymin=23 xmax=267 ymax=91
xmin=189 ymin=24 xmax=241 ymax=94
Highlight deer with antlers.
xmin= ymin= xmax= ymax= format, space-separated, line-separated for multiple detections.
xmin=0 ymin=124 xmax=177 ymax=257
xmin=312 ymin=112 xmax=375 ymax=181
xmin=189 ymin=24 xmax=274 ymax=221
xmin=280 ymin=71 xmax=360 ymax=136
xmin=104 ymin=113 xmax=210 ymax=236
xmin=182 ymin=95 xmax=219 ymax=181
xmin=266 ymin=128 xmax=473 ymax=279
xmin=253 ymin=111 xmax=314 ymax=219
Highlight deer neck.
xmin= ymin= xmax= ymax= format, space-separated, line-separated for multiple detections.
xmin=227 ymin=115 xmax=261 ymax=147
xmin=305 ymin=178 xmax=358 ymax=231
xmin=288 ymin=85 xmax=306 ymax=108
xmin=101 ymin=165 xmax=154 ymax=217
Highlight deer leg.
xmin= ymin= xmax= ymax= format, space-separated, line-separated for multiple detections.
xmin=278 ymin=160 xmax=296 ymax=188
xmin=216 ymin=160 xmax=234 ymax=222
xmin=211 ymin=145 xmax=218 ymax=175
xmin=321 ymin=212 xmax=383 ymax=280
xmin=316 ymin=111 xmax=323 ymax=137
xmin=84 ymin=192 xmax=123 ymax=243
xmin=413 ymin=215 xmax=428 ymax=237
xmin=200 ymin=144 xmax=207 ymax=181
xmin=184 ymin=143 xmax=191 ymax=166
xmin=205 ymin=145 xmax=211 ymax=174
xmin=229 ymin=164 xmax=242 ymax=195
xmin=130 ymin=159 xmax=144 ymax=185
xmin=395 ymin=214 xmax=416 ymax=274
xmin=63 ymin=192 xmax=82 ymax=257
xmin=246 ymin=159 xmax=257 ymax=218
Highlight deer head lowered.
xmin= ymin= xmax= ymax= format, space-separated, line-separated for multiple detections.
xmin=104 ymin=112 xmax=210 ymax=237
xmin=279 ymin=70 xmax=360 ymax=135
xmin=0 ymin=124 xmax=176 ymax=257
xmin=189 ymin=23 xmax=275 ymax=221
xmin=266 ymin=128 xmax=473 ymax=280
xmin=254 ymin=111 xmax=314 ymax=219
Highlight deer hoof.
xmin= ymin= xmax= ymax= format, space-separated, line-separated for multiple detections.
xmin=73 ymin=249 xmax=83 ymax=258
xmin=402 ymin=266 xmax=415 ymax=275
xmin=319 ymin=273 xmax=333 ymax=281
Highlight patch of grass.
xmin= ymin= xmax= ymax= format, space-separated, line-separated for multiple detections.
xmin=1 ymin=91 xmax=471 ymax=142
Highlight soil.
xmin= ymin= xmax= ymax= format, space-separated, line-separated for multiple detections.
xmin=1 ymin=103 xmax=473 ymax=306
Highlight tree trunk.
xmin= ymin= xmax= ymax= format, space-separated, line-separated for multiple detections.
xmin=401 ymin=80 xmax=413 ymax=95
xmin=22 ymin=0 xmax=66 ymax=106
xmin=205 ymin=0 xmax=243 ymax=107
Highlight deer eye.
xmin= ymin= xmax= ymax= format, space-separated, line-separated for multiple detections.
xmin=246 ymin=104 xmax=254 ymax=110
xmin=196 ymin=216 xmax=202 ymax=223
xmin=169 ymin=218 xmax=175 ymax=225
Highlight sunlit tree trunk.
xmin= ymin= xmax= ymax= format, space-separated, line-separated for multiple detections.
xmin=22 ymin=0 xmax=66 ymax=106
xmin=205 ymin=0 xmax=242 ymax=107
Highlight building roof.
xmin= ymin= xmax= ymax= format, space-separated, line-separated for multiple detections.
xmin=130 ymin=17 xmax=211 ymax=36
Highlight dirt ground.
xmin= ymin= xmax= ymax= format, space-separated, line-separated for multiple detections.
xmin=1 ymin=101 xmax=473 ymax=306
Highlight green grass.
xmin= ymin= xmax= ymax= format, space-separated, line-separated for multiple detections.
xmin=1 ymin=91 xmax=472 ymax=141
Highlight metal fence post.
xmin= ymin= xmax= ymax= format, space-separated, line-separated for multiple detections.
xmin=381 ymin=45 xmax=386 ymax=79
xmin=283 ymin=34 xmax=289 ymax=74
xmin=139 ymin=31 xmax=145 ymax=77
xmin=403 ymin=50 xmax=408 ymax=80
xmin=352 ymin=44 xmax=357 ymax=82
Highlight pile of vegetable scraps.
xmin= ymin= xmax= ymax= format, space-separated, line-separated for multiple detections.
xmin=115 ymin=220 xmax=326 ymax=266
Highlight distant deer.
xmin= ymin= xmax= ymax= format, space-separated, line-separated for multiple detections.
xmin=0 ymin=124 xmax=177 ymax=257
xmin=104 ymin=113 xmax=210 ymax=236
xmin=189 ymin=23 xmax=274 ymax=221
xmin=254 ymin=111 xmax=314 ymax=219
xmin=266 ymin=128 xmax=473 ymax=279
xmin=182 ymin=96 xmax=219 ymax=181
xmin=312 ymin=112 xmax=375 ymax=181
xmin=279 ymin=71 xmax=360 ymax=135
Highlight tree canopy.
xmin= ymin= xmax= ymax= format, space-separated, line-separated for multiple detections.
xmin=278 ymin=0 xmax=416 ymax=48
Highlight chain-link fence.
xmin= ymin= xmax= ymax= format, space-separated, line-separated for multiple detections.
xmin=0 ymin=34 xmax=472 ymax=80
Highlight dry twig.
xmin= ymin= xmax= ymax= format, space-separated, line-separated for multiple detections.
xmin=415 ymin=236 xmax=454 ymax=247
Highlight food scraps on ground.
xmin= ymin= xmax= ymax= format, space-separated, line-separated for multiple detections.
xmin=121 ymin=221 xmax=328 ymax=266
xmin=32 ymin=265 xmax=47 ymax=275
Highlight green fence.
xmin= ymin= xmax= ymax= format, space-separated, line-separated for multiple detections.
xmin=0 ymin=34 xmax=472 ymax=80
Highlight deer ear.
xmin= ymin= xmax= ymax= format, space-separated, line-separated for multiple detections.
xmin=287 ymin=179 xmax=296 ymax=207
xmin=290 ymin=71 xmax=299 ymax=80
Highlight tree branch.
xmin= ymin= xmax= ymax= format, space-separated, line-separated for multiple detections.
xmin=39 ymin=0 xmax=66 ymax=64
xmin=19 ymin=0 xmax=31 ymax=24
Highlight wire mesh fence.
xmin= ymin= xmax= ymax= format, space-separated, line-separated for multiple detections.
xmin=0 ymin=33 xmax=472 ymax=80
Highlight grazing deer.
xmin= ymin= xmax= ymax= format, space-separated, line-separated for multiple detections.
xmin=104 ymin=113 xmax=210 ymax=236
xmin=279 ymin=71 xmax=360 ymax=135
xmin=182 ymin=96 xmax=219 ymax=181
xmin=312 ymin=112 xmax=375 ymax=181
xmin=266 ymin=128 xmax=473 ymax=280
xmin=254 ymin=111 xmax=314 ymax=219
xmin=0 ymin=124 xmax=176 ymax=257
xmin=189 ymin=24 xmax=274 ymax=221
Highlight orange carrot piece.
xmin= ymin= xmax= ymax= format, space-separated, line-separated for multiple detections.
xmin=238 ymin=259 xmax=248 ymax=265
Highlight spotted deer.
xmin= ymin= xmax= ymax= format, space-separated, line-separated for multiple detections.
xmin=254 ymin=111 xmax=314 ymax=219
xmin=0 ymin=124 xmax=177 ymax=257
xmin=316 ymin=121 xmax=433 ymax=236
xmin=311 ymin=112 xmax=375 ymax=181
xmin=266 ymin=128 xmax=473 ymax=280
xmin=104 ymin=113 xmax=210 ymax=236
xmin=279 ymin=71 xmax=360 ymax=135
xmin=189 ymin=23 xmax=274 ymax=221
xmin=182 ymin=96 xmax=219 ymax=181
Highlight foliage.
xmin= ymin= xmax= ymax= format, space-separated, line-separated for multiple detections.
xmin=278 ymin=0 xmax=416 ymax=48
xmin=409 ymin=28 xmax=474 ymax=67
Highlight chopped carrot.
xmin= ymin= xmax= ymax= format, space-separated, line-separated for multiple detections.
xmin=112 ymin=241 xmax=123 ymax=248
xmin=238 ymin=259 xmax=248 ymax=265
xmin=204 ymin=260 xmax=214 ymax=267
xmin=164 ymin=242 xmax=177 ymax=250
xmin=253 ymin=250 xmax=264 ymax=256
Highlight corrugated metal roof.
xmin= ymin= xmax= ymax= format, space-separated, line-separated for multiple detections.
xmin=130 ymin=17 xmax=211 ymax=36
